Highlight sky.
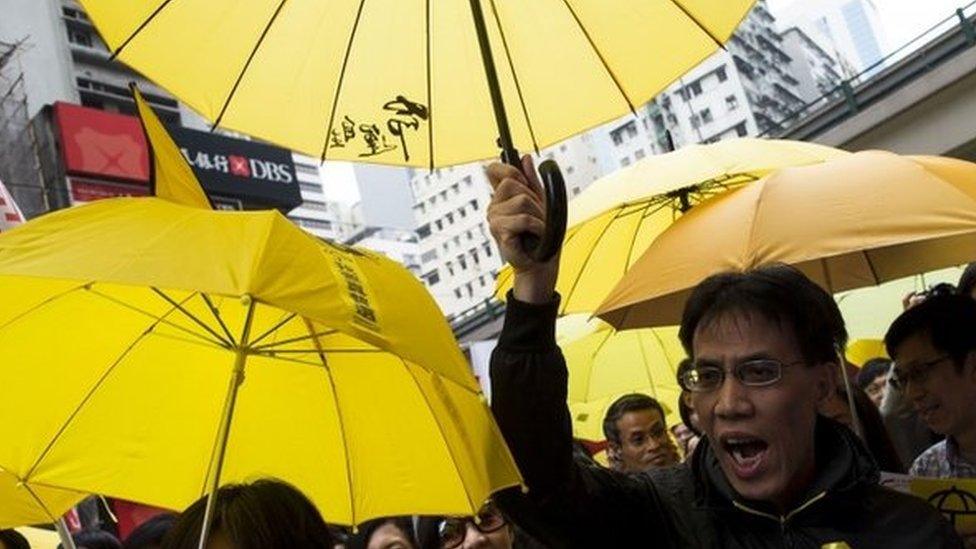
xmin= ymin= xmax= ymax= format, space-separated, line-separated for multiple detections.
xmin=766 ymin=0 xmax=971 ymax=54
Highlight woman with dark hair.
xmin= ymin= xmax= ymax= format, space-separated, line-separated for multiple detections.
xmin=819 ymin=384 xmax=905 ymax=473
xmin=416 ymin=501 xmax=528 ymax=549
xmin=0 ymin=529 xmax=29 ymax=549
xmin=346 ymin=517 xmax=416 ymax=549
xmin=123 ymin=513 xmax=177 ymax=549
xmin=162 ymin=479 xmax=333 ymax=549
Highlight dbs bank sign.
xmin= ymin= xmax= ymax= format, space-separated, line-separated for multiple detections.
xmin=53 ymin=102 xmax=301 ymax=210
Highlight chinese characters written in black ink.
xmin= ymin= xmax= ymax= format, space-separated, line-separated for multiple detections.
xmin=327 ymin=95 xmax=428 ymax=162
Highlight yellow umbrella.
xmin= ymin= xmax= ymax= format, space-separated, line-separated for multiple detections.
xmin=597 ymin=151 xmax=976 ymax=329
xmin=0 ymin=467 xmax=84 ymax=529
xmin=79 ymin=0 xmax=754 ymax=169
xmin=496 ymin=138 xmax=848 ymax=314
xmin=557 ymin=315 xmax=683 ymax=431
xmin=0 ymin=89 xmax=520 ymax=537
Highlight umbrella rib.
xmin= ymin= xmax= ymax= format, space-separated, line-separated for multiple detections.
xmin=425 ymin=0 xmax=434 ymax=170
xmin=636 ymin=331 xmax=658 ymax=399
xmin=863 ymin=250 xmax=881 ymax=285
xmin=0 ymin=281 xmax=90 ymax=335
xmin=585 ymin=328 xmax=616 ymax=401
xmin=304 ymin=318 xmax=357 ymax=525
xmin=211 ymin=0 xmax=289 ymax=130
xmin=151 ymin=288 xmax=233 ymax=348
xmin=254 ymin=347 xmax=379 ymax=355
xmin=107 ymin=0 xmax=174 ymax=60
xmin=85 ymin=288 xmax=228 ymax=349
xmin=558 ymin=0 xmax=634 ymax=114
xmin=487 ymin=0 xmax=540 ymax=154
xmin=247 ymin=350 xmax=325 ymax=367
xmin=319 ymin=0 xmax=369 ymax=162
xmin=250 ymin=328 xmax=341 ymax=350
xmin=248 ymin=312 xmax=297 ymax=348
xmin=821 ymin=258 xmax=835 ymax=293
xmin=200 ymin=294 xmax=237 ymax=347
xmin=623 ymin=202 xmax=665 ymax=271
xmin=19 ymin=481 xmax=56 ymax=523
xmin=23 ymin=304 xmax=183 ymax=482
xmin=562 ymin=211 xmax=620 ymax=306
xmin=400 ymin=359 xmax=478 ymax=514
xmin=668 ymin=0 xmax=725 ymax=49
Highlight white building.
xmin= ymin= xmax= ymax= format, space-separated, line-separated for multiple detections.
xmin=776 ymin=0 xmax=887 ymax=79
xmin=780 ymin=26 xmax=846 ymax=103
xmin=411 ymin=136 xmax=603 ymax=319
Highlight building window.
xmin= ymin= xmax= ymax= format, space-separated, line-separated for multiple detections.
xmin=446 ymin=212 xmax=454 ymax=224
xmin=480 ymin=275 xmax=487 ymax=287
xmin=435 ymin=219 xmax=443 ymax=231
xmin=735 ymin=122 xmax=749 ymax=137
xmin=299 ymin=181 xmax=321 ymax=193
xmin=421 ymin=249 xmax=438 ymax=262
xmin=447 ymin=261 xmax=455 ymax=276
xmin=701 ymin=108 xmax=713 ymax=124
xmin=717 ymin=66 xmax=728 ymax=82
xmin=466 ymin=230 xmax=474 ymax=240
xmin=470 ymin=199 xmax=479 ymax=211
xmin=725 ymin=95 xmax=739 ymax=111
xmin=459 ymin=206 xmax=466 ymax=218
xmin=67 ymin=29 xmax=94 ymax=47
xmin=417 ymin=224 xmax=431 ymax=239
xmin=634 ymin=148 xmax=646 ymax=160
xmin=689 ymin=81 xmax=702 ymax=96
xmin=620 ymin=157 xmax=631 ymax=168
xmin=464 ymin=175 xmax=473 ymax=187
xmin=567 ymin=165 xmax=575 ymax=174
xmin=458 ymin=255 xmax=467 ymax=269
xmin=424 ymin=270 xmax=440 ymax=285
xmin=691 ymin=114 xmax=701 ymax=129
xmin=573 ymin=187 xmax=581 ymax=196
xmin=471 ymin=249 xmax=480 ymax=264
xmin=451 ymin=183 xmax=460 ymax=195
xmin=483 ymin=243 xmax=493 ymax=257
xmin=466 ymin=283 xmax=474 ymax=297
xmin=454 ymin=288 xmax=462 ymax=299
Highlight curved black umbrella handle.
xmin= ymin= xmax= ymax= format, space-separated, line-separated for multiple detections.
xmin=518 ymin=159 xmax=568 ymax=263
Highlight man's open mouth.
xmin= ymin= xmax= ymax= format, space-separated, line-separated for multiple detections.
xmin=721 ymin=435 xmax=769 ymax=479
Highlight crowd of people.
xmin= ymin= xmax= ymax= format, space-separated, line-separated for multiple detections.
xmin=3 ymin=156 xmax=975 ymax=548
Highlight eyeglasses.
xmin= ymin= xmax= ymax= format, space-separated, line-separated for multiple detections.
xmin=890 ymin=355 xmax=951 ymax=391
xmin=679 ymin=359 xmax=804 ymax=392
xmin=437 ymin=503 xmax=507 ymax=548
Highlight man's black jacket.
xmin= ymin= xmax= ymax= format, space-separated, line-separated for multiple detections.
xmin=490 ymin=294 xmax=961 ymax=548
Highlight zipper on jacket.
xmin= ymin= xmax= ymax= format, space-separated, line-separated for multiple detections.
xmin=731 ymin=490 xmax=828 ymax=526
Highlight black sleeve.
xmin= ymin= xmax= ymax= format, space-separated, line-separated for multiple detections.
xmin=490 ymin=292 xmax=671 ymax=548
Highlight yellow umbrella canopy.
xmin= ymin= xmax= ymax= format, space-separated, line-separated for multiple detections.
xmin=0 ymin=467 xmax=85 ymax=529
xmin=0 ymin=89 xmax=520 ymax=529
xmin=496 ymin=138 xmax=848 ymax=314
xmin=79 ymin=0 xmax=754 ymax=168
xmin=596 ymin=151 xmax=976 ymax=329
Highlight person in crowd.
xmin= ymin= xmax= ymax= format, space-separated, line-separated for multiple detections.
xmin=856 ymin=357 xmax=891 ymax=408
xmin=416 ymin=501 xmax=524 ymax=549
xmin=486 ymin=157 xmax=960 ymax=547
xmin=59 ymin=530 xmax=122 ymax=549
xmin=886 ymin=294 xmax=976 ymax=478
xmin=162 ymin=479 xmax=333 ymax=549
xmin=123 ymin=513 xmax=176 ymax=549
xmin=347 ymin=517 xmax=416 ymax=549
xmin=673 ymin=359 xmax=702 ymax=460
xmin=0 ymin=530 xmax=29 ymax=549
xmin=958 ymin=262 xmax=976 ymax=300
xmin=818 ymin=384 xmax=904 ymax=472
xmin=602 ymin=393 xmax=679 ymax=473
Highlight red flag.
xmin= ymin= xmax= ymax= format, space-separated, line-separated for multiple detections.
xmin=0 ymin=177 xmax=25 ymax=232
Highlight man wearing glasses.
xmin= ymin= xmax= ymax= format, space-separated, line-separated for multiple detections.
xmin=486 ymin=160 xmax=959 ymax=547
xmin=886 ymin=294 xmax=976 ymax=479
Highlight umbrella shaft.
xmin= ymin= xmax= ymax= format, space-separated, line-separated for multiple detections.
xmin=468 ymin=0 xmax=519 ymax=167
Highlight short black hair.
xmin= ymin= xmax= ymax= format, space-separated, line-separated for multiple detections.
xmin=347 ymin=517 xmax=416 ymax=549
xmin=0 ymin=529 xmax=30 ymax=549
xmin=161 ymin=479 xmax=332 ymax=549
xmin=61 ymin=530 xmax=121 ymax=549
xmin=123 ymin=513 xmax=177 ymax=549
xmin=959 ymin=262 xmax=976 ymax=297
xmin=679 ymin=264 xmax=847 ymax=365
xmin=885 ymin=294 xmax=976 ymax=372
xmin=602 ymin=393 xmax=666 ymax=445
xmin=856 ymin=358 xmax=891 ymax=389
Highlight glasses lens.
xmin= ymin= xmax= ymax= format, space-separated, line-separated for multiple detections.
xmin=477 ymin=507 xmax=506 ymax=532
xmin=438 ymin=520 xmax=466 ymax=549
xmin=682 ymin=366 xmax=723 ymax=391
xmin=738 ymin=360 xmax=782 ymax=386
